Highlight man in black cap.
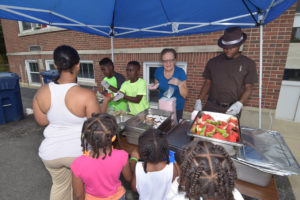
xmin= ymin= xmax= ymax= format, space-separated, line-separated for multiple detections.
xmin=194 ymin=26 xmax=258 ymax=117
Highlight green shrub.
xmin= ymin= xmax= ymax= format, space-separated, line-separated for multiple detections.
xmin=0 ymin=64 xmax=9 ymax=72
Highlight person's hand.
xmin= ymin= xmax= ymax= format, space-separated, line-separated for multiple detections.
xmin=226 ymin=101 xmax=243 ymax=116
xmin=112 ymin=91 xmax=124 ymax=101
xmin=131 ymin=148 xmax=140 ymax=160
xmin=148 ymin=83 xmax=159 ymax=90
xmin=194 ymin=99 xmax=202 ymax=111
xmin=101 ymin=79 xmax=110 ymax=90
xmin=168 ymin=78 xmax=182 ymax=86
xmin=102 ymin=94 xmax=113 ymax=102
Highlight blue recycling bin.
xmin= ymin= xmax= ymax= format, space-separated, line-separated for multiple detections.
xmin=0 ymin=72 xmax=24 ymax=124
xmin=40 ymin=70 xmax=60 ymax=84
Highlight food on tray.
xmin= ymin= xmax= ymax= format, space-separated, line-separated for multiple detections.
xmin=190 ymin=113 xmax=240 ymax=142
xmin=112 ymin=110 xmax=126 ymax=116
xmin=145 ymin=117 xmax=153 ymax=124
xmin=145 ymin=114 xmax=167 ymax=128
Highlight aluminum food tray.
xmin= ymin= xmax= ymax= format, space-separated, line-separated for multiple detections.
xmin=232 ymin=158 xmax=272 ymax=187
xmin=125 ymin=108 xmax=173 ymax=134
xmin=187 ymin=111 xmax=243 ymax=148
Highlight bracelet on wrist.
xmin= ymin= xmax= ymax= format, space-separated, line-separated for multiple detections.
xmin=130 ymin=156 xmax=139 ymax=163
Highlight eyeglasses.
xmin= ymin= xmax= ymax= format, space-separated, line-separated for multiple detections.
xmin=162 ymin=59 xmax=175 ymax=64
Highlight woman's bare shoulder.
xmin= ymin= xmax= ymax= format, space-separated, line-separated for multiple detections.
xmin=72 ymin=86 xmax=97 ymax=99
xmin=35 ymin=84 xmax=50 ymax=99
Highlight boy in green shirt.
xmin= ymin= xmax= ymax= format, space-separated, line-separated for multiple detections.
xmin=113 ymin=61 xmax=149 ymax=115
xmin=99 ymin=58 xmax=127 ymax=112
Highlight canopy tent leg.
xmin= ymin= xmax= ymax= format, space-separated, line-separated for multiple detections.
xmin=111 ymin=36 xmax=114 ymax=62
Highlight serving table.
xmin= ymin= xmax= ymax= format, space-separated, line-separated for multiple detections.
xmin=115 ymin=135 xmax=279 ymax=200
xmin=113 ymin=109 xmax=299 ymax=200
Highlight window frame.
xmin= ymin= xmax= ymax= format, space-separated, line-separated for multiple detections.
xmin=77 ymin=60 xmax=97 ymax=86
xmin=45 ymin=60 xmax=55 ymax=70
xmin=18 ymin=21 xmax=48 ymax=33
xmin=142 ymin=61 xmax=187 ymax=108
xmin=18 ymin=21 xmax=64 ymax=37
xmin=25 ymin=60 xmax=41 ymax=86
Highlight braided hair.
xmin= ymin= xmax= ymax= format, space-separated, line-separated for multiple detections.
xmin=138 ymin=128 xmax=170 ymax=173
xmin=81 ymin=113 xmax=117 ymax=159
xmin=179 ymin=141 xmax=237 ymax=200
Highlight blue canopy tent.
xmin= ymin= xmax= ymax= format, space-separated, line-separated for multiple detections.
xmin=0 ymin=0 xmax=297 ymax=127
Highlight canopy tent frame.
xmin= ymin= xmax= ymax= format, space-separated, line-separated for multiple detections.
xmin=0 ymin=0 xmax=296 ymax=128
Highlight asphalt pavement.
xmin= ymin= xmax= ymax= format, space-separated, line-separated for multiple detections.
xmin=0 ymin=87 xmax=138 ymax=200
xmin=0 ymin=87 xmax=51 ymax=200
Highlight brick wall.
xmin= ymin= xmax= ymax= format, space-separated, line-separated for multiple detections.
xmin=1 ymin=3 xmax=297 ymax=112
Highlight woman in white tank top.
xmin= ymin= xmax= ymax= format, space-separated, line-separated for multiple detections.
xmin=33 ymin=45 xmax=100 ymax=200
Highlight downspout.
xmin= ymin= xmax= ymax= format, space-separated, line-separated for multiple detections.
xmin=259 ymin=13 xmax=264 ymax=128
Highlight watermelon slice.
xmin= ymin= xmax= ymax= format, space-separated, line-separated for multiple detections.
xmin=212 ymin=132 xmax=225 ymax=140
xmin=216 ymin=121 xmax=227 ymax=129
xmin=204 ymin=124 xmax=216 ymax=137
xmin=197 ymin=125 xmax=206 ymax=136
xmin=228 ymin=117 xmax=238 ymax=126
xmin=206 ymin=119 xmax=221 ymax=126
xmin=196 ymin=123 xmax=205 ymax=131
xmin=226 ymin=122 xmax=236 ymax=133
xmin=226 ymin=134 xmax=237 ymax=142
xmin=231 ymin=131 xmax=240 ymax=142
xmin=190 ymin=124 xmax=197 ymax=134
xmin=200 ymin=113 xmax=215 ymax=122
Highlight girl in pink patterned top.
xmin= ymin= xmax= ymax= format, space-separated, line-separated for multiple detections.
xmin=71 ymin=113 xmax=132 ymax=200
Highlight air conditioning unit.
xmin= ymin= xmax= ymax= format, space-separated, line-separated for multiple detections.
xmin=32 ymin=23 xmax=42 ymax=30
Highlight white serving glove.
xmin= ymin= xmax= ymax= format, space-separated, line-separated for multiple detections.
xmin=112 ymin=91 xmax=124 ymax=101
xmin=194 ymin=99 xmax=202 ymax=111
xmin=226 ymin=101 xmax=243 ymax=116
xmin=148 ymin=83 xmax=159 ymax=90
xmin=101 ymin=79 xmax=110 ymax=90
xmin=168 ymin=78 xmax=182 ymax=86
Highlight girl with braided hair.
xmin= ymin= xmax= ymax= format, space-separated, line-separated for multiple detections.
xmin=130 ymin=128 xmax=179 ymax=200
xmin=71 ymin=113 xmax=132 ymax=200
xmin=166 ymin=140 xmax=244 ymax=200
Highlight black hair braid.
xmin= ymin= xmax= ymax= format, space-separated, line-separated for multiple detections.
xmin=81 ymin=113 xmax=117 ymax=159
xmin=179 ymin=141 xmax=236 ymax=200
xmin=138 ymin=128 xmax=169 ymax=173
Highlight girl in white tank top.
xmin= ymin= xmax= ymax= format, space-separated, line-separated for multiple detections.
xmin=131 ymin=128 xmax=178 ymax=200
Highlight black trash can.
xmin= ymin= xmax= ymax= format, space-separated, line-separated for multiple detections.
xmin=0 ymin=72 xmax=24 ymax=124
xmin=40 ymin=70 xmax=60 ymax=84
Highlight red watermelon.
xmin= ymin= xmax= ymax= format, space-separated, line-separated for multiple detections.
xmin=204 ymin=124 xmax=216 ymax=137
xmin=200 ymin=113 xmax=215 ymax=122
xmin=228 ymin=117 xmax=238 ymax=126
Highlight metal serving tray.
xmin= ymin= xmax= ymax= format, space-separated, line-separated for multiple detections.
xmin=187 ymin=111 xmax=243 ymax=148
xmin=125 ymin=108 xmax=173 ymax=134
